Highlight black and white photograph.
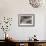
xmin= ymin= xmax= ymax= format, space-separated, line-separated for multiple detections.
xmin=18 ymin=14 xmax=35 ymax=26
xmin=0 ymin=0 xmax=46 ymax=46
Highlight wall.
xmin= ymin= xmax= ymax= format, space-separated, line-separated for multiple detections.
xmin=0 ymin=0 xmax=46 ymax=40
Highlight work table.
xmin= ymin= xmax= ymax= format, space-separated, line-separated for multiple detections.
xmin=0 ymin=39 xmax=46 ymax=46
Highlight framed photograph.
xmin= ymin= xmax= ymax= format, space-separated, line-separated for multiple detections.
xmin=18 ymin=14 xmax=35 ymax=27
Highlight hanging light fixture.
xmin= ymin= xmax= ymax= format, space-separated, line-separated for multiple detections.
xmin=29 ymin=0 xmax=44 ymax=8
